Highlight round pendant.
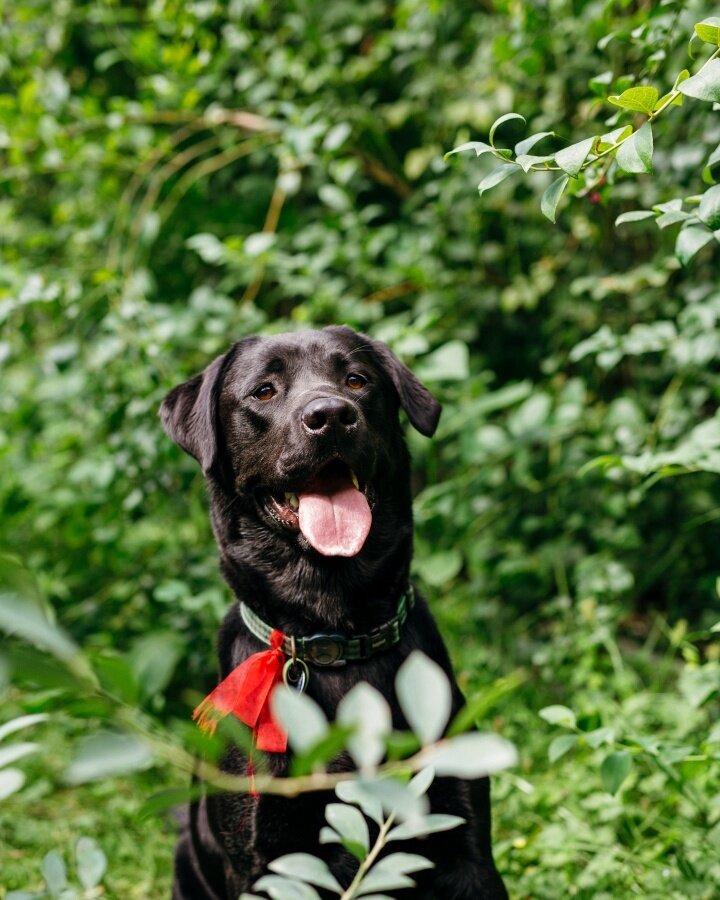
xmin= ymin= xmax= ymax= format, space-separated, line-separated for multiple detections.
xmin=282 ymin=657 xmax=310 ymax=693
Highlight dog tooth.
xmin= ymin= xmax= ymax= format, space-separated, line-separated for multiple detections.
xmin=285 ymin=492 xmax=299 ymax=510
xmin=350 ymin=471 xmax=360 ymax=489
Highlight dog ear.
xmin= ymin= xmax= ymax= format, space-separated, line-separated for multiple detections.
xmin=369 ymin=338 xmax=442 ymax=437
xmin=159 ymin=352 xmax=229 ymax=472
xmin=327 ymin=326 xmax=441 ymax=437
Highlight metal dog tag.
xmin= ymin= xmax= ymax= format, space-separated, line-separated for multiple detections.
xmin=282 ymin=657 xmax=310 ymax=694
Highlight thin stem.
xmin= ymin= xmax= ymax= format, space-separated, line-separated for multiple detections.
xmin=340 ymin=813 xmax=397 ymax=900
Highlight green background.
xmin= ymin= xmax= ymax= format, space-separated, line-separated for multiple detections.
xmin=1 ymin=1 xmax=719 ymax=897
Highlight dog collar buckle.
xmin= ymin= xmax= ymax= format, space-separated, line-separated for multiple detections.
xmin=303 ymin=633 xmax=347 ymax=667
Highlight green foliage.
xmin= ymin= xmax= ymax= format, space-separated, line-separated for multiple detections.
xmin=2 ymin=0 xmax=720 ymax=897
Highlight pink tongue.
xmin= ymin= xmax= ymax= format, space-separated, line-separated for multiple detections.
xmin=298 ymin=477 xmax=372 ymax=557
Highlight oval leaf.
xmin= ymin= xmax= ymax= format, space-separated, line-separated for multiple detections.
xmin=489 ymin=113 xmax=526 ymax=147
xmin=538 ymin=705 xmax=576 ymax=728
xmin=420 ymin=733 xmax=517 ymax=778
xmin=388 ymin=813 xmax=465 ymax=842
xmin=75 ymin=837 xmax=107 ymax=890
xmin=514 ymin=131 xmax=554 ymax=156
xmin=337 ymin=682 xmax=392 ymax=769
xmin=540 ymin=174 xmax=570 ymax=223
xmin=253 ymin=875 xmax=321 ymax=900
xmin=64 ymin=732 xmax=153 ymax=785
xmin=548 ymin=734 xmax=578 ymax=762
xmin=600 ymin=750 xmax=633 ymax=794
xmin=272 ymin=686 xmax=328 ymax=754
xmin=0 ymin=767 xmax=26 ymax=800
xmin=615 ymin=210 xmax=655 ymax=226
xmin=445 ymin=141 xmax=497 ymax=159
xmin=395 ymin=651 xmax=452 ymax=745
xmin=478 ymin=163 xmax=519 ymax=195
xmin=607 ymin=86 xmax=658 ymax=114
xmin=676 ymin=226 xmax=714 ymax=266
xmin=41 ymin=851 xmax=67 ymax=896
xmin=616 ymin=123 xmax=653 ymax=174
xmin=697 ymin=184 xmax=720 ymax=229
xmin=555 ymin=137 xmax=595 ymax=177
xmin=268 ymin=854 xmax=342 ymax=892
xmin=694 ymin=19 xmax=720 ymax=46
xmin=325 ymin=803 xmax=369 ymax=859
xmin=678 ymin=59 xmax=720 ymax=102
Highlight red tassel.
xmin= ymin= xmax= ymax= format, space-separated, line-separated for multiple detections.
xmin=193 ymin=629 xmax=288 ymax=753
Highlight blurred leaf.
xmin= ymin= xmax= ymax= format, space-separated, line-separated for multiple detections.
xmin=64 ymin=732 xmax=153 ymax=784
xmin=489 ymin=113 xmax=526 ymax=146
xmin=675 ymin=226 xmax=714 ymax=266
xmin=272 ymin=686 xmax=329 ymax=754
xmin=253 ymin=875 xmax=321 ymax=900
xmin=337 ymin=683 xmax=392 ymax=769
xmin=395 ymin=651 xmax=452 ymax=745
xmin=549 ymin=734 xmax=578 ymax=762
xmin=0 ymin=767 xmax=26 ymax=799
xmin=420 ymin=733 xmax=517 ymax=777
xmin=615 ymin=210 xmax=655 ymax=226
xmin=41 ymin=851 xmax=67 ymax=897
xmin=75 ymin=838 xmax=107 ymax=890
xmin=600 ymin=750 xmax=633 ymax=794
xmin=539 ymin=705 xmax=577 ymax=728
xmin=268 ymin=854 xmax=341 ymax=892
xmin=697 ymin=184 xmax=720 ymax=229
xmin=0 ymin=713 xmax=48 ymax=742
xmin=388 ymin=813 xmax=465 ymax=842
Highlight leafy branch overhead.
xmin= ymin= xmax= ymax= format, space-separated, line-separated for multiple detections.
xmin=446 ymin=18 xmax=720 ymax=257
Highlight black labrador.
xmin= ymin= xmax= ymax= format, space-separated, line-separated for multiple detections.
xmin=161 ymin=325 xmax=508 ymax=899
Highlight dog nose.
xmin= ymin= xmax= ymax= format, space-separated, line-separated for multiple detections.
xmin=302 ymin=397 xmax=358 ymax=434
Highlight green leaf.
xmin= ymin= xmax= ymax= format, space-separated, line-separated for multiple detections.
xmin=271 ymin=686 xmax=329 ymax=754
xmin=555 ymin=137 xmax=595 ymax=177
xmin=675 ymin=226 xmax=714 ymax=266
xmin=607 ymin=86 xmax=658 ymax=114
xmin=445 ymin=141 xmax=498 ymax=159
xmin=388 ymin=813 xmax=465 ymax=842
xmin=596 ymin=125 xmax=633 ymax=152
xmin=615 ymin=210 xmax=655 ymax=226
xmin=0 ymin=741 xmax=39 ymax=768
xmin=359 ymin=775 xmax=428 ymax=823
xmin=0 ymin=714 xmax=48 ymax=742
xmin=253 ymin=875 xmax=321 ymax=900
xmin=415 ymin=340 xmax=469 ymax=382
xmin=515 ymin=154 xmax=554 ymax=173
xmin=697 ymin=184 xmax=720 ymax=229
xmin=335 ymin=779 xmax=384 ymax=825
xmin=356 ymin=872 xmax=416 ymax=894
xmin=0 ymin=591 xmax=81 ymax=666
xmin=337 ymin=682 xmax=392 ymax=769
xmin=395 ymin=651 xmax=452 ymax=745
xmin=678 ymin=59 xmax=720 ymax=102
xmin=0 ymin=767 xmax=25 ymax=799
xmin=128 ymin=631 xmax=183 ymax=700
xmin=75 ymin=837 xmax=107 ymax=890
xmin=489 ymin=113 xmax=526 ymax=147
xmin=539 ymin=705 xmax=576 ymax=728
xmin=268 ymin=854 xmax=342 ymax=892
xmin=703 ymin=143 xmax=720 ymax=183
xmin=420 ymin=733 xmax=518 ymax=777
xmin=370 ymin=853 xmax=434 ymax=876
xmin=325 ymin=803 xmax=369 ymax=860
xmin=615 ymin=123 xmax=653 ymax=174
xmin=514 ymin=131 xmax=554 ymax=156
xmin=600 ymin=750 xmax=633 ymax=794
xmin=64 ymin=732 xmax=153 ymax=784
xmin=540 ymin=174 xmax=570 ymax=223
xmin=548 ymin=734 xmax=578 ymax=762
xmin=478 ymin=163 xmax=519 ymax=195
xmin=694 ymin=19 xmax=720 ymax=45
xmin=41 ymin=851 xmax=67 ymax=897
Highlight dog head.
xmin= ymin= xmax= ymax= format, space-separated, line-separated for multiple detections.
xmin=160 ymin=326 xmax=440 ymax=561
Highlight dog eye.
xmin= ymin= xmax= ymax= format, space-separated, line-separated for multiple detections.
xmin=346 ymin=373 xmax=366 ymax=390
xmin=253 ymin=383 xmax=276 ymax=401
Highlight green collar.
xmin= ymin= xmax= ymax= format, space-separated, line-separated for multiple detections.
xmin=239 ymin=586 xmax=415 ymax=668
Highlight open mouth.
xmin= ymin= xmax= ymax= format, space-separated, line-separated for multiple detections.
xmin=263 ymin=459 xmax=373 ymax=558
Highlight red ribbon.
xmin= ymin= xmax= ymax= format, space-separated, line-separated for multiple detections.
xmin=193 ymin=629 xmax=288 ymax=753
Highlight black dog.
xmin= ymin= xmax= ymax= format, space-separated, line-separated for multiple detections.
xmin=161 ymin=326 xmax=508 ymax=899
